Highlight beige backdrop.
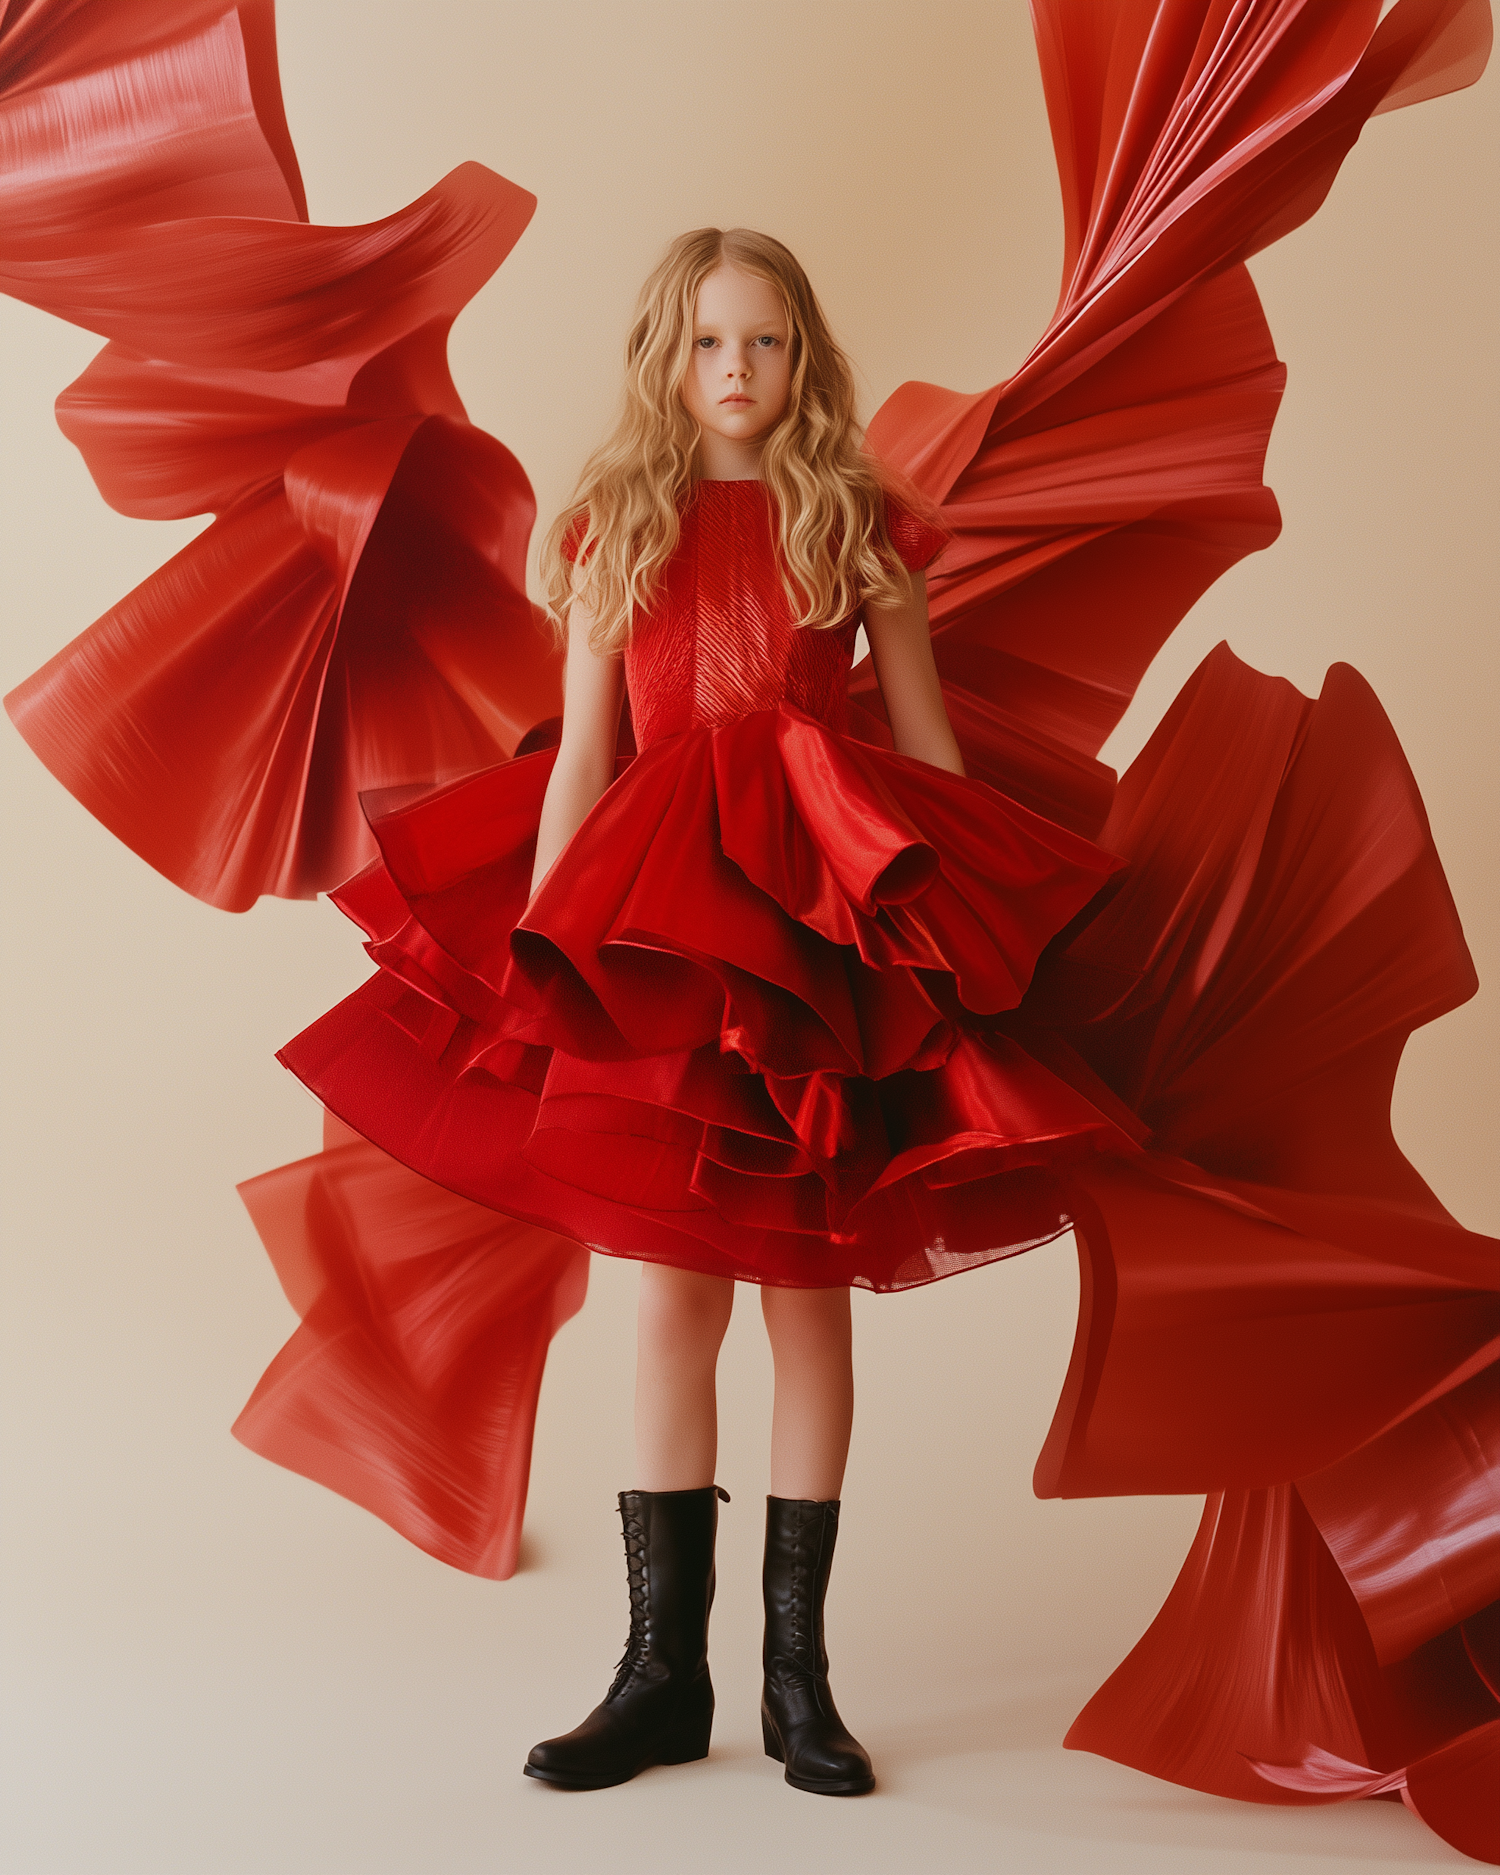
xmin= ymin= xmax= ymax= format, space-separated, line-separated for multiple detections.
xmin=2 ymin=4 xmax=1494 ymax=1872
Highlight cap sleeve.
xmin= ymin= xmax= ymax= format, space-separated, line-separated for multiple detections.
xmin=883 ymin=495 xmax=948 ymax=574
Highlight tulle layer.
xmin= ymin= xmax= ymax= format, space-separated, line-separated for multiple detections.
xmin=280 ymin=704 xmax=1132 ymax=1290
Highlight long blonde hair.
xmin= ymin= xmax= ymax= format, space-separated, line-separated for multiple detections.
xmin=539 ymin=228 xmax=912 ymax=650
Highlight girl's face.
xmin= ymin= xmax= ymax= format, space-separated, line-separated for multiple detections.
xmin=681 ymin=265 xmax=792 ymax=458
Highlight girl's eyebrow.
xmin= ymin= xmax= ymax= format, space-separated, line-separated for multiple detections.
xmin=692 ymin=322 xmax=788 ymax=335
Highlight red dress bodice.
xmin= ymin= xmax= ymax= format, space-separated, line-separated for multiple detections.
xmin=625 ymin=481 xmax=855 ymax=746
xmin=569 ymin=482 xmax=946 ymax=748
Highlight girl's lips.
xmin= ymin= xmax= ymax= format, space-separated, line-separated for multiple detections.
xmin=720 ymin=396 xmax=753 ymax=405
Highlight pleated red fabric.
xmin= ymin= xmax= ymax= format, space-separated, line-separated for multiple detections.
xmin=1250 ymin=1718 xmax=1500 ymax=1865
xmin=2 ymin=1 xmax=556 ymax=908
xmin=4 ymin=0 xmax=1495 ymax=1860
xmin=1024 ymin=643 xmax=1499 ymax=1842
xmin=861 ymin=0 xmax=1494 ymax=838
xmin=233 ymin=1114 xmax=588 ymax=1580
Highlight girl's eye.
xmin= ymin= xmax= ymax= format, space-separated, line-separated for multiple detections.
xmin=755 ymin=335 xmax=778 ymax=347
xmin=696 ymin=337 xmax=717 ymax=349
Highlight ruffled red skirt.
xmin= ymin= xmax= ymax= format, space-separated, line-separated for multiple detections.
xmin=280 ymin=704 xmax=1136 ymax=1290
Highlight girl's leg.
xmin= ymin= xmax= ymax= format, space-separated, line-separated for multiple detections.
xmin=525 ymin=1263 xmax=734 ymax=1789
xmin=635 ymin=1264 xmax=736 ymax=1490
xmin=757 ymin=1284 xmax=871 ymax=1794
xmin=760 ymin=1285 xmax=853 ymax=1500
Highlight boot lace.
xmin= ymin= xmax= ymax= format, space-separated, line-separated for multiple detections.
xmin=606 ymin=1506 xmax=650 ymax=1698
xmin=786 ymin=1503 xmax=830 ymax=1712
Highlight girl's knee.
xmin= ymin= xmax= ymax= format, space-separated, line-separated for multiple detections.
xmin=761 ymin=1283 xmax=851 ymax=1349
xmin=639 ymin=1265 xmax=735 ymax=1345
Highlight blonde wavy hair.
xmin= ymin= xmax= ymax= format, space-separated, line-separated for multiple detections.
xmin=539 ymin=227 xmax=914 ymax=650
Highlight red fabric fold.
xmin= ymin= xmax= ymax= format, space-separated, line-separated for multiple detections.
xmin=0 ymin=4 xmax=305 ymax=239
xmin=861 ymin=0 xmax=1492 ymax=856
xmin=233 ymin=1113 xmax=587 ymax=1580
xmin=7 ymin=414 xmax=553 ymax=905
xmin=1248 ymin=1721 xmax=1500 ymax=1863
xmin=1296 ymin=1371 xmax=1500 ymax=1668
xmin=1021 ymin=636 xmax=1497 ymax=1850
xmin=2 ymin=8 xmax=556 ymax=906
xmin=1063 ymin=1486 xmax=1499 ymax=1809
xmin=279 ymin=702 xmax=1130 ymax=1289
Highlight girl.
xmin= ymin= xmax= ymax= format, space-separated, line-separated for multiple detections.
xmin=280 ymin=226 xmax=1124 ymax=1795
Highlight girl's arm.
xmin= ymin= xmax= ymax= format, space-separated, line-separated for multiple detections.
xmin=863 ymin=573 xmax=965 ymax=776
xmin=529 ymin=582 xmax=625 ymax=896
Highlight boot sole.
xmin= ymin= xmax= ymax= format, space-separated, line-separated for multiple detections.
xmin=524 ymin=1763 xmax=629 ymax=1791
xmin=524 ymin=1730 xmax=712 ymax=1790
xmin=783 ymin=1767 xmax=877 ymax=1796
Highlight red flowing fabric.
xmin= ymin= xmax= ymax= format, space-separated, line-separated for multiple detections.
xmin=234 ymin=1114 xmax=588 ymax=1580
xmin=862 ymin=0 xmax=1493 ymax=835
xmin=3 ymin=0 xmax=1495 ymax=1860
xmin=856 ymin=13 xmax=1499 ymax=1840
xmin=1021 ymin=642 xmax=1499 ymax=1845
xmin=1 ymin=0 xmax=558 ymax=907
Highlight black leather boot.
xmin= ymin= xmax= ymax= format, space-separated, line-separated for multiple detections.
xmin=524 ymin=1486 xmax=725 ymax=1789
xmin=761 ymin=1496 xmax=875 ymax=1795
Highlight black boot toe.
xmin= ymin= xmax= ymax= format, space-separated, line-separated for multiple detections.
xmin=525 ymin=1671 xmax=714 ymax=1789
xmin=761 ymin=1682 xmax=875 ymax=1794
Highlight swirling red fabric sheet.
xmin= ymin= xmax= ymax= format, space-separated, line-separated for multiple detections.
xmin=1 ymin=0 xmax=558 ymax=908
xmin=233 ymin=1110 xmax=588 ymax=1582
xmin=863 ymin=0 xmax=1494 ymax=836
xmin=1025 ymin=645 xmax=1498 ymax=1861
xmin=0 ymin=0 xmax=587 ymax=1597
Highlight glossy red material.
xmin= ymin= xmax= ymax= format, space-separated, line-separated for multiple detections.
xmin=862 ymin=0 xmax=1493 ymax=839
xmin=280 ymin=486 xmax=1130 ymax=1291
xmin=1251 ymin=1721 xmax=1500 ymax=1864
xmin=2 ymin=2 xmax=557 ymax=907
xmin=4 ymin=0 xmax=1495 ymax=1861
xmin=592 ymin=486 xmax=947 ymax=746
xmin=233 ymin=1114 xmax=588 ymax=1579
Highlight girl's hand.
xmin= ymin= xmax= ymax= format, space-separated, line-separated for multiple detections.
xmin=864 ymin=573 xmax=965 ymax=776
xmin=529 ymin=577 xmax=625 ymax=898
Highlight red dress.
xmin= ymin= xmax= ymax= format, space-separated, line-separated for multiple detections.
xmin=278 ymin=484 xmax=1131 ymax=1292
